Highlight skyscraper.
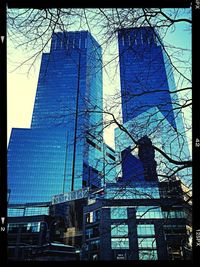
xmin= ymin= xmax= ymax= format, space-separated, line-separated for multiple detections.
xmin=118 ymin=27 xmax=176 ymax=129
xmin=115 ymin=27 xmax=191 ymax=185
xmin=8 ymin=31 xmax=105 ymax=204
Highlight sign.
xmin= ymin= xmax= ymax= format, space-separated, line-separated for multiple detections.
xmin=52 ymin=188 xmax=89 ymax=205
xmin=116 ymin=252 xmax=127 ymax=260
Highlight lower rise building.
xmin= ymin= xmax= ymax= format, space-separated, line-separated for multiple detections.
xmin=7 ymin=179 xmax=192 ymax=261
xmin=81 ymin=180 xmax=192 ymax=260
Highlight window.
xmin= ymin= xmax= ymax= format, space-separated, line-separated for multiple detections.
xmin=137 ymin=224 xmax=155 ymax=236
xmin=110 ymin=207 xmax=127 ymax=219
xmin=106 ymin=186 xmax=160 ymax=199
xmin=8 ymin=222 xmax=41 ymax=233
xmin=27 ymin=222 xmax=41 ymax=232
xmin=85 ymin=226 xmax=100 ymax=239
xmin=86 ymin=212 xmax=93 ymax=223
xmin=139 ymin=250 xmax=158 ymax=260
xmin=138 ymin=238 xmax=157 ymax=249
xmin=163 ymin=224 xmax=186 ymax=234
xmin=86 ymin=138 xmax=101 ymax=151
xmin=24 ymin=206 xmax=49 ymax=216
xmin=163 ymin=210 xmax=186 ymax=219
xmin=111 ymin=238 xmax=129 ymax=249
xmin=85 ymin=228 xmax=93 ymax=239
xmin=111 ymin=224 xmax=128 ymax=237
xmin=132 ymin=187 xmax=160 ymax=199
xmin=93 ymin=209 xmax=101 ymax=221
xmin=106 ymin=152 xmax=115 ymax=161
xmin=8 ymin=208 xmax=24 ymax=217
xmin=136 ymin=206 xmax=163 ymax=219
xmin=86 ymin=210 xmax=101 ymax=224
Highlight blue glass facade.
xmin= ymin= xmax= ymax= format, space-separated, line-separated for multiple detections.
xmin=31 ymin=31 xmax=103 ymax=135
xmin=8 ymin=31 xmax=105 ymax=205
xmin=8 ymin=128 xmax=67 ymax=203
xmin=121 ymin=146 xmax=145 ymax=182
xmin=104 ymin=182 xmax=160 ymax=200
xmin=116 ymin=27 xmax=191 ymax=185
xmin=8 ymin=204 xmax=50 ymax=217
xmin=118 ymin=27 xmax=176 ymax=129
xmin=115 ymin=106 xmax=191 ymax=185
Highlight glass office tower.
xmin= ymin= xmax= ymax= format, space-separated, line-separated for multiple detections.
xmin=115 ymin=27 xmax=191 ymax=185
xmin=118 ymin=27 xmax=177 ymax=129
xmin=8 ymin=31 xmax=104 ymax=204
